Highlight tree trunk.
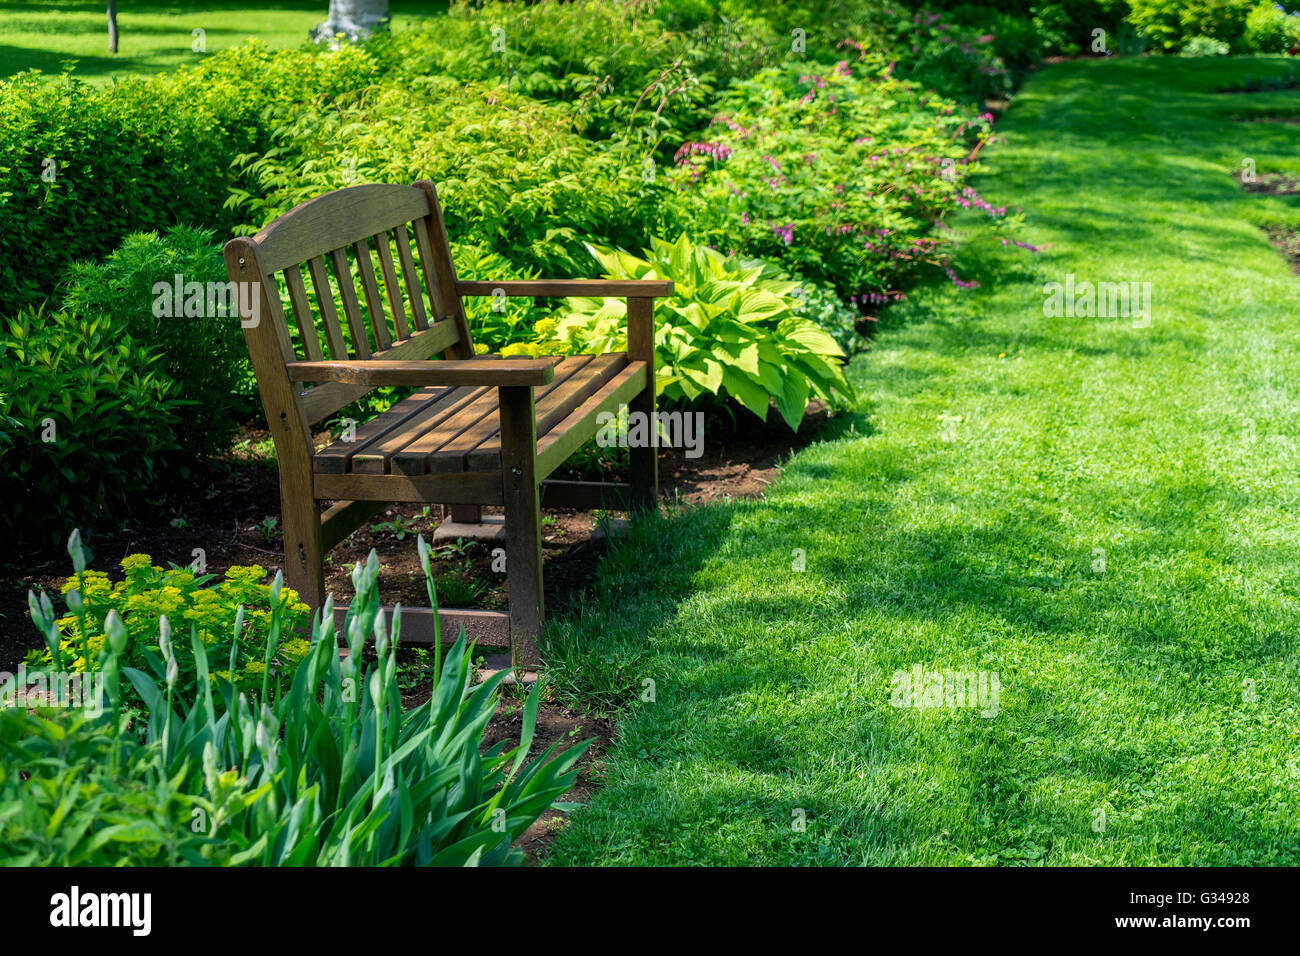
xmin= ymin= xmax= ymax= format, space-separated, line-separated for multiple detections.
xmin=107 ymin=0 xmax=118 ymax=54
xmin=311 ymin=0 xmax=390 ymax=47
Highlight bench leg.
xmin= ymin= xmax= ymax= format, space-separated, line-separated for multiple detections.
xmin=280 ymin=490 xmax=326 ymax=622
xmin=448 ymin=504 xmax=482 ymax=523
xmin=499 ymin=385 xmax=544 ymax=668
xmin=627 ymin=296 xmax=659 ymax=511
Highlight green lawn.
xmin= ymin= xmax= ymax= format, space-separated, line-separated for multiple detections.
xmin=544 ymin=56 xmax=1300 ymax=865
xmin=0 ymin=1 xmax=446 ymax=82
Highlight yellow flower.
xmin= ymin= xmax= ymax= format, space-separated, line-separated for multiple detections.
xmin=120 ymin=554 xmax=153 ymax=572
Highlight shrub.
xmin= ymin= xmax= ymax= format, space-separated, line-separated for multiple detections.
xmin=1126 ymin=0 xmax=1254 ymax=51
xmin=664 ymin=55 xmax=999 ymax=302
xmin=1181 ymin=34 xmax=1232 ymax=54
xmin=0 ymin=42 xmax=385 ymax=315
xmin=57 ymin=227 xmax=248 ymax=459
xmin=24 ymin=544 xmax=312 ymax=703
xmin=230 ymin=77 xmax=667 ymax=277
xmin=1244 ymin=1 xmax=1300 ymax=52
xmin=0 ymin=307 xmax=183 ymax=546
xmin=10 ymin=539 xmax=586 ymax=866
xmin=509 ymin=235 xmax=853 ymax=429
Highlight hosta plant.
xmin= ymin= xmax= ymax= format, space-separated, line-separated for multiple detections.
xmin=507 ymin=235 xmax=853 ymax=429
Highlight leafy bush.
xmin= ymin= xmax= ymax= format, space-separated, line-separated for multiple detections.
xmin=0 ymin=43 xmax=386 ymax=315
xmin=1244 ymin=1 xmax=1300 ymax=52
xmin=57 ymin=227 xmax=248 ymax=458
xmin=230 ymin=77 xmax=667 ymax=277
xmin=24 ymin=544 xmax=312 ymax=702
xmin=886 ymin=9 xmax=1013 ymax=102
xmin=9 ymin=539 xmax=586 ymax=866
xmin=1181 ymin=34 xmax=1232 ymax=54
xmin=510 ymin=235 xmax=852 ymax=429
xmin=0 ymin=307 xmax=183 ymax=545
xmin=664 ymin=55 xmax=999 ymax=302
xmin=1126 ymin=0 xmax=1254 ymax=51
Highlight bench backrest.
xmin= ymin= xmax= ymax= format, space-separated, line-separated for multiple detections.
xmin=223 ymin=181 xmax=475 ymax=456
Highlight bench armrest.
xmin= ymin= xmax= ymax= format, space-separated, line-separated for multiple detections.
xmin=456 ymin=279 xmax=674 ymax=299
xmin=285 ymin=357 xmax=559 ymax=387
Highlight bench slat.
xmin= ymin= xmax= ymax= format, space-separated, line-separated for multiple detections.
xmin=352 ymin=237 xmax=392 ymax=351
xmin=462 ymin=354 xmax=627 ymax=472
xmin=349 ymin=386 xmax=488 ymax=475
xmin=375 ymin=231 xmax=410 ymax=340
xmin=306 ymin=255 xmax=348 ymax=359
xmin=393 ymin=225 xmax=429 ymax=331
xmin=535 ymin=361 xmax=648 ymax=478
xmin=428 ymin=356 xmax=590 ymax=473
xmin=298 ymin=320 xmax=465 ymax=426
xmin=330 ymin=246 xmax=372 ymax=358
xmin=282 ymin=264 xmax=323 ymax=362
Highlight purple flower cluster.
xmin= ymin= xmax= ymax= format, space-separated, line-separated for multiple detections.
xmin=957 ymin=186 xmax=1005 ymax=217
xmin=674 ymin=141 xmax=734 ymax=165
xmin=944 ymin=266 xmax=979 ymax=290
xmin=772 ymin=223 xmax=795 ymax=245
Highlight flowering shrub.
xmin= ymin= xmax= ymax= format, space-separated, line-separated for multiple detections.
xmin=664 ymin=55 xmax=1005 ymax=304
xmin=508 ymin=235 xmax=853 ymax=429
xmin=24 ymin=540 xmax=312 ymax=702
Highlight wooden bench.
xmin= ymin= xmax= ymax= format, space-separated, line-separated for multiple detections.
xmin=223 ymin=181 xmax=672 ymax=665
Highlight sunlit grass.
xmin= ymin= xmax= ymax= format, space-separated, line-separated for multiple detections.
xmin=0 ymin=0 xmax=446 ymax=83
xmin=543 ymin=55 xmax=1300 ymax=865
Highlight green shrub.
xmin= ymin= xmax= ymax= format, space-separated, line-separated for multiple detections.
xmin=1126 ymin=0 xmax=1254 ymax=50
xmin=0 ymin=42 xmax=385 ymax=315
xmin=57 ymin=227 xmax=248 ymax=458
xmin=664 ymin=55 xmax=999 ymax=302
xmin=10 ymin=539 xmax=586 ymax=866
xmin=0 ymin=307 xmax=183 ymax=546
xmin=1181 ymin=34 xmax=1232 ymax=54
xmin=510 ymin=235 xmax=853 ymax=429
xmin=1244 ymin=1 xmax=1300 ymax=52
xmin=0 ymin=709 xmax=228 ymax=866
xmin=230 ymin=76 xmax=667 ymax=277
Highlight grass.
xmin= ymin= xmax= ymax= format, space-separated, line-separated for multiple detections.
xmin=542 ymin=55 xmax=1300 ymax=865
xmin=0 ymin=1 xmax=447 ymax=83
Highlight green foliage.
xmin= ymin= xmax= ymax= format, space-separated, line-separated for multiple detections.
xmin=454 ymin=243 xmax=550 ymax=353
xmin=1126 ymin=0 xmax=1254 ymax=50
xmin=8 ymin=539 xmax=585 ymax=866
xmin=0 ymin=709 xmax=224 ymax=866
xmin=664 ymin=55 xmax=1000 ymax=301
xmin=1243 ymin=1 xmax=1300 ymax=52
xmin=57 ymin=227 xmax=248 ymax=458
xmin=24 ymin=551 xmax=313 ymax=703
xmin=229 ymin=77 xmax=666 ymax=277
xmin=0 ymin=306 xmax=183 ymax=545
xmin=1181 ymin=34 xmax=1232 ymax=55
xmin=514 ymin=236 xmax=853 ymax=429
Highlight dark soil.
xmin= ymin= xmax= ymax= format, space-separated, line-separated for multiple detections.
xmin=1237 ymin=170 xmax=1300 ymax=196
xmin=0 ymin=400 xmax=834 ymax=861
xmin=1263 ymin=226 xmax=1300 ymax=275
